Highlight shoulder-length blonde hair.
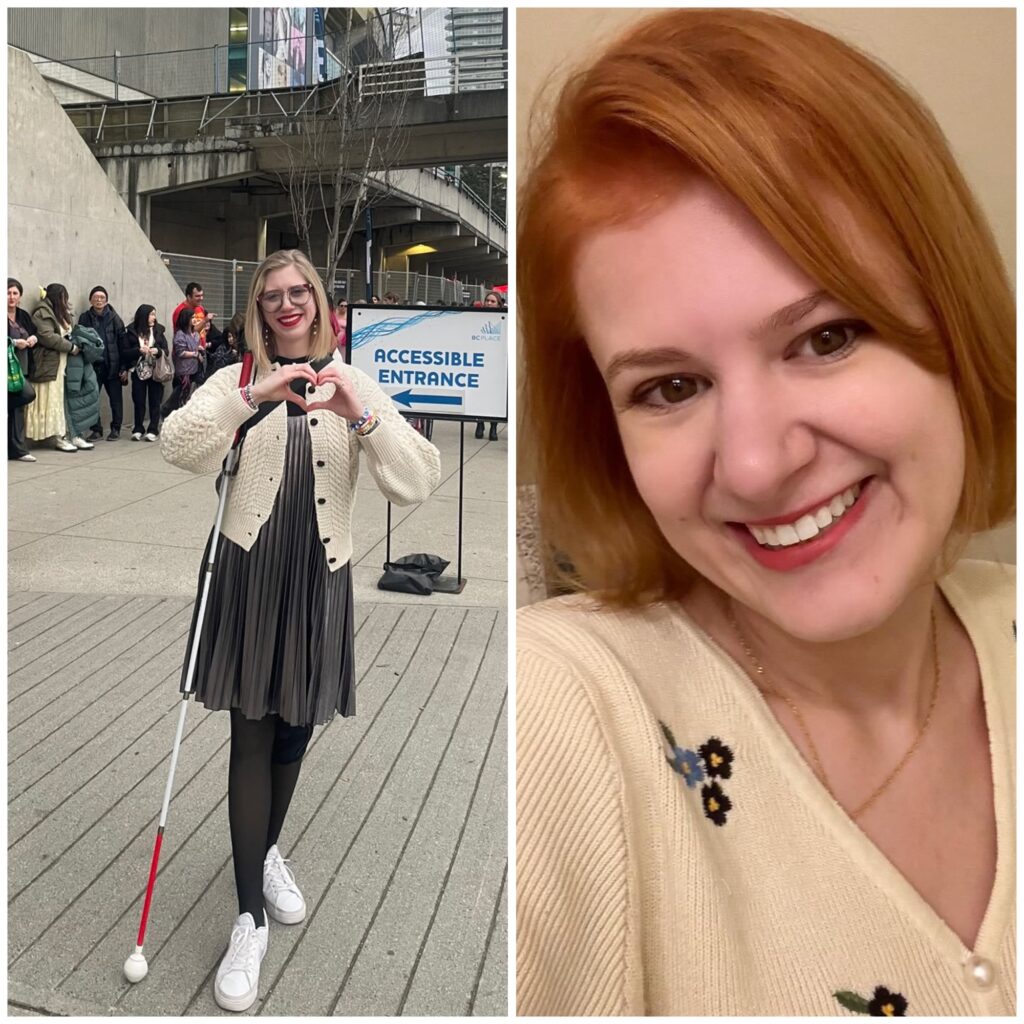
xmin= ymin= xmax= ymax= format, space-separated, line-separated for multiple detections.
xmin=244 ymin=249 xmax=337 ymax=374
xmin=519 ymin=8 xmax=1015 ymax=607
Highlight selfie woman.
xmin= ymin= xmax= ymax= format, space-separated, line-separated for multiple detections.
xmin=517 ymin=9 xmax=1014 ymax=1017
xmin=161 ymin=249 xmax=440 ymax=1012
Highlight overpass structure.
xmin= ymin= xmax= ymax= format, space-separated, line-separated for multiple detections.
xmin=56 ymin=51 xmax=508 ymax=286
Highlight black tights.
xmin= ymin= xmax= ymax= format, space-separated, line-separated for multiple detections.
xmin=228 ymin=710 xmax=313 ymax=921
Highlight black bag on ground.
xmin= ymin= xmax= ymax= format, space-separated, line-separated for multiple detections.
xmin=378 ymin=553 xmax=450 ymax=595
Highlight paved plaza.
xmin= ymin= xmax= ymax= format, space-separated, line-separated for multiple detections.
xmin=7 ymin=419 xmax=508 ymax=1016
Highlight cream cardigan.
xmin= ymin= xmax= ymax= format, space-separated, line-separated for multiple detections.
xmin=160 ymin=354 xmax=440 ymax=569
xmin=517 ymin=560 xmax=1015 ymax=1016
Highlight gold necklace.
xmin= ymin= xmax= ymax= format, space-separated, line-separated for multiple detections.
xmin=727 ymin=605 xmax=940 ymax=819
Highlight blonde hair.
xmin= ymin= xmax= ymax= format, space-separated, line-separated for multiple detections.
xmin=519 ymin=8 xmax=1014 ymax=606
xmin=244 ymin=249 xmax=337 ymax=373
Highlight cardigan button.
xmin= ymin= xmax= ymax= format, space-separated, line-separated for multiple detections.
xmin=317 ymin=497 xmax=326 ymax=505
xmin=963 ymin=955 xmax=996 ymax=991
xmin=310 ymin=417 xmax=318 ymax=426
xmin=316 ymin=460 xmax=325 ymax=468
xmin=329 ymin=557 xmax=337 ymax=564
xmin=322 ymin=537 xmax=330 ymax=544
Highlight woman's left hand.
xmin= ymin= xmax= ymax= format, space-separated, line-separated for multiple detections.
xmin=305 ymin=365 xmax=365 ymax=422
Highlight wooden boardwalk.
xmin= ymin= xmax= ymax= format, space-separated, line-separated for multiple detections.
xmin=8 ymin=592 xmax=507 ymax=1017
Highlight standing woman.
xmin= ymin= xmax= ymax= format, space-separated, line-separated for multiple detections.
xmin=123 ymin=304 xmax=168 ymax=441
xmin=27 ymin=283 xmax=85 ymax=452
xmin=8 ymin=278 xmax=39 ymax=462
xmin=169 ymin=306 xmax=203 ymax=412
xmin=160 ymin=248 xmax=440 ymax=1012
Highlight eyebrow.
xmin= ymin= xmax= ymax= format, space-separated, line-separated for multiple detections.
xmin=750 ymin=289 xmax=830 ymax=339
xmin=605 ymin=346 xmax=697 ymax=383
xmin=603 ymin=290 xmax=833 ymax=383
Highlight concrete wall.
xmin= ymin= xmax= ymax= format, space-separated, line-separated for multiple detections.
xmin=8 ymin=47 xmax=183 ymax=326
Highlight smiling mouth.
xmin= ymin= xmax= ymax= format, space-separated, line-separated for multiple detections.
xmin=735 ymin=480 xmax=869 ymax=550
xmin=277 ymin=314 xmax=304 ymax=327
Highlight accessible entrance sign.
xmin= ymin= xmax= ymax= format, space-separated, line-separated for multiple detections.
xmin=347 ymin=305 xmax=508 ymax=421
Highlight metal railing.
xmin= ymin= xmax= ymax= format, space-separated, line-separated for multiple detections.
xmin=357 ymin=50 xmax=508 ymax=98
xmin=32 ymin=44 xmax=508 ymax=103
xmin=155 ymin=252 xmax=493 ymax=317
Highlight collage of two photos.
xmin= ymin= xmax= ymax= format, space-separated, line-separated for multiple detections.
xmin=7 ymin=3 xmax=1018 ymax=1019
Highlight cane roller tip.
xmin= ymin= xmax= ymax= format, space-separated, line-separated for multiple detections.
xmin=123 ymin=952 xmax=148 ymax=983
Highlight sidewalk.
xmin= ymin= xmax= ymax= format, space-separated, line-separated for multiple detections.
xmin=7 ymin=420 xmax=508 ymax=1016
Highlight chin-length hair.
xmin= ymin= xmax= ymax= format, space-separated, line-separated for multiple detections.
xmin=244 ymin=249 xmax=337 ymax=374
xmin=519 ymin=8 xmax=1015 ymax=606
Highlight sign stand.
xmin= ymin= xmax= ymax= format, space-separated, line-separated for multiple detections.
xmin=351 ymin=305 xmax=507 ymax=599
xmin=383 ymin=419 xmax=467 ymax=594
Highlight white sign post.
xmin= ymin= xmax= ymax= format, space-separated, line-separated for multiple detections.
xmin=345 ymin=305 xmax=509 ymax=592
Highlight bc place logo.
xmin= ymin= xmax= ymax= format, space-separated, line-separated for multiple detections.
xmin=471 ymin=320 xmax=504 ymax=342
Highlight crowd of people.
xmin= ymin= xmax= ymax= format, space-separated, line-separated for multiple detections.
xmin=8 ymin=278 xmax=506 ymax=462
xmin=7 ymin=279 xmax=246 ymax=461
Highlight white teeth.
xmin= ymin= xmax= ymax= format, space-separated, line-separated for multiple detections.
xmin=774 ymin=524 xmax=800 ymax=547
xmin=794 ymin=514 xmax=820 ymax=542
xmin=745 ymin=482 xmax=864 ymax=549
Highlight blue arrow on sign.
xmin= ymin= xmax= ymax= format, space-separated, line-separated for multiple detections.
xmin=391 ymin=390 xmax=464 ymax=408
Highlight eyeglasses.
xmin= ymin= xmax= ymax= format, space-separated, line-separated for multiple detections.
xmin=257 ymin=283 xmax=314 ymax=312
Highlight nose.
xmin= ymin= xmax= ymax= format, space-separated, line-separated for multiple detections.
xmin=711 ymin=372 xmax=817 ymax=510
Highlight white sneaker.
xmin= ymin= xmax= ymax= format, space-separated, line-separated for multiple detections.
xmin=71 ymin=436 xmax=94 ymax=450
xmin=143 ymin=432 xmax=158 ymax=442
xmin=131 ymin=432 xmax=143 ymax=441
xmin=263 ymin=845 xmax=306 ymax=924
xmin=55 ymin=437 xmax=77 ymax=452
xmin=213 ymin=912 xmax=268 ymax=1012
xmin=17 ymin=454 xmax=37 ymax=462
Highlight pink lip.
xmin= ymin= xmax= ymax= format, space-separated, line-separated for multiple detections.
xmin=728 ymin=477 xmax=875 ymax=572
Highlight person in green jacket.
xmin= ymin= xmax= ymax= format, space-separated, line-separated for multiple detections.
xmin=65 ymin=324 xmax=105 ymax=441
xmin=26 ymin=283 xmax=91 ymax=452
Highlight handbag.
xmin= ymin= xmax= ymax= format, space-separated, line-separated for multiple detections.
xmin=152 ymin=345 xmax=174 ymax=383
xmin=8 ymin=342 xmax=25 ymax=393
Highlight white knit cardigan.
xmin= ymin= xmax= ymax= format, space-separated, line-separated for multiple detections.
xmin=160 ymin=353 xmax=441 ymax=569
xmin=517 ymin=560 xmax=1015 ymax=1016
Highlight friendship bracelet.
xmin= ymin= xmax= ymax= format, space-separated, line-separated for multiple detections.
xmin=351 ymin=407 xmax=380 ymax=436
xmin=240 ymin=384 xmax=258 ymax=412
xmin=349 ymin=406 xmax=373 ymax=432
xmin=356 ymin=415 xmax=380 ymax=437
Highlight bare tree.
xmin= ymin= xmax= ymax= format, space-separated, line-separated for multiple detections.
xmin=280 ymin=7 xmax=414 ymax=290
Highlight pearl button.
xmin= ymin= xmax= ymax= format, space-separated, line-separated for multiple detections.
xmin=963 ymin=955 xmax=996 ymax=991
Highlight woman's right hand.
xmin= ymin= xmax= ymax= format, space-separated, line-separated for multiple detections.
xmin=249 ymin=362 xmax=318 ymax=409
xmin=13 ymin=338 xmax=28 ymax=350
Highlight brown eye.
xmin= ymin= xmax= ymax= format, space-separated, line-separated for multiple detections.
xmin=656 ymin=377 xmax=700 ymax=403
xmin=808 ymin=326 xmax=849 ymax=355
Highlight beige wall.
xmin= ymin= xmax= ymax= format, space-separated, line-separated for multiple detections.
xmin=516 ymin=7 xmax=1015 ymax=568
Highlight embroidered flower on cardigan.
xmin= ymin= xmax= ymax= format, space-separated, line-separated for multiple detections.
xmin=660 ymin=723 xmax=736 ymax=822
xmin=834 ymin=986 xmax=908 ymax=1016
xmin=698 ymin=737 xmax=734 ymax=779
xmin=659 ymin=723 xmax=706 ymax=787
xmin=700 ymin=781 xmax=732 ymax=826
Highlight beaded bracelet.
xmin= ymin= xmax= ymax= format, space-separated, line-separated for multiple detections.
xmin=240 ymin=384 xmax=258 ymax=412
xmin=350 ymin=406 xmax=380 ymax=436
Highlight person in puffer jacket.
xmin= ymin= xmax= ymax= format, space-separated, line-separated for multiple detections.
xmin=65 ymin=324 xmax=104 ymax=442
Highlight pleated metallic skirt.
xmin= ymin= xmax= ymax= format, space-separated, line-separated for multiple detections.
xmin=180 ymin=415 xmax=355 ymax=726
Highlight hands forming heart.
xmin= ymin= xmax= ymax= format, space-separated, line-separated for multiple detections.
xmin=251 ymin=362 xmax=364 ymax=421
